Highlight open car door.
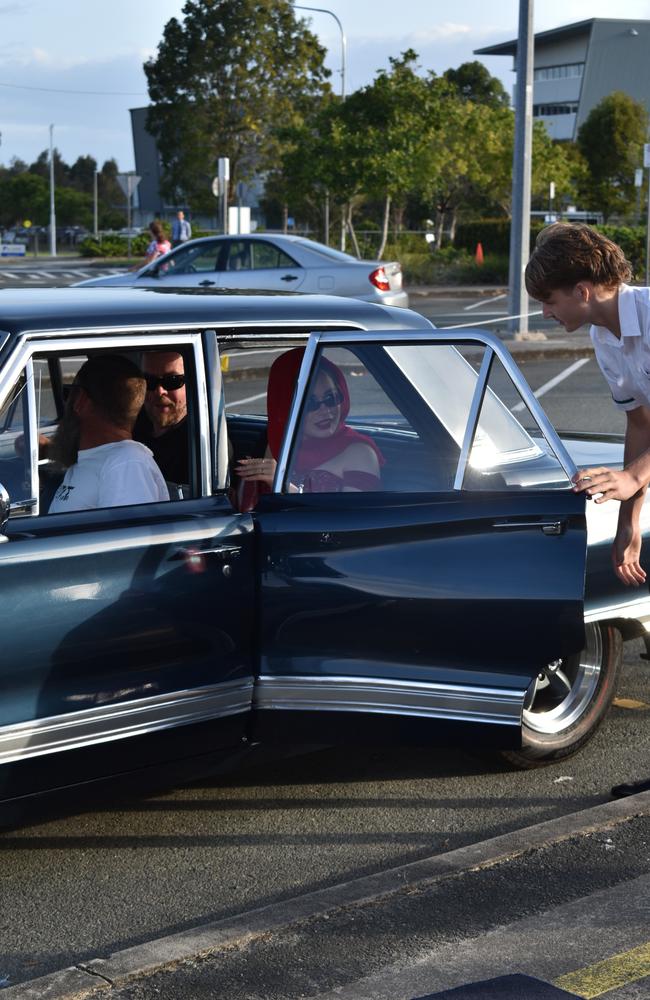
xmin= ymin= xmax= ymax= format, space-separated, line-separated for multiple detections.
xmin=251 ymin=330 xmax=588 ymax=756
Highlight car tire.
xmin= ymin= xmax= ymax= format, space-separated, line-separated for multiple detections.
xmin=502 ymin=622 xmax=622 ymax=769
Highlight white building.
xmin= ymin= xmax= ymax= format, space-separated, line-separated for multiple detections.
xmin=476 ymin=18 xmax=650 ymax=141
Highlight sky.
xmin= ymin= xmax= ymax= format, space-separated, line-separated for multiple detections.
xmin=1 ymin=0 xmax=650 ymax=172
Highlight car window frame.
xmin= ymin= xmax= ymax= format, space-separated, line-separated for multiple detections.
xmin=272 ymin=329 xmax=579 ymax=496
xmin=0 ymin=330 xmax=216 ymax=518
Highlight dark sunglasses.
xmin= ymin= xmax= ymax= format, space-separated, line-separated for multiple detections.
xmin=305 ymin=389 xmax=343 ymax=413
xmin=145 ymin=373 xmax=185 ymax=392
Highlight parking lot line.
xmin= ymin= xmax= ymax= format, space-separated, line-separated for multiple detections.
xmin=464 ymin=293 xmax=507 ymax=312
xmin=554 ymin=940 xmax=650 ymax=997
xmin=512 ymin=357 xmax=591 ymax=412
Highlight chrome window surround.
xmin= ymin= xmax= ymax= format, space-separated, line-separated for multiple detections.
xmin=0 ymin=679 xmax=253 ymax=765
xmin=274 ymin=329 xmax=578 ymax=493
xmin=254 ymin=675 xmax=526 ymax=727
xmin=0 ymin=332 xmax=213 ymax=507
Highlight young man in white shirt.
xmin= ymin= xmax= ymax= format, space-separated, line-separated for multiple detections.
xmin=525 ymin=223 xmax=650 ymax=587
xmin=48 ymin=354 xmax=169 ymax=514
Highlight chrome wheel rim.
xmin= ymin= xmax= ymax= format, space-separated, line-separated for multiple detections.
xmin=522 ymin=623 xmax=602 ymax=735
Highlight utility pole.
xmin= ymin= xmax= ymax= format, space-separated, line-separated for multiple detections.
xmin=49 ymin=124 xmax=57 ymax=257
xmin=508 ymin=0 xmax=534 ymax=337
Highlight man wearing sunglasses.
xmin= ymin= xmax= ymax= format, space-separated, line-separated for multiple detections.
xmin=134 ymin=351 xmax=189 ymax=486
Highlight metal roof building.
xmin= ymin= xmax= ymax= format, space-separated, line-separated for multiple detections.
xmin=475 ymin=18 xmax=650 ymax=141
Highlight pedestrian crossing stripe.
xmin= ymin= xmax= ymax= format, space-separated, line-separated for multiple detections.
xmin=554 ymin=939 xmax=650 ymax=997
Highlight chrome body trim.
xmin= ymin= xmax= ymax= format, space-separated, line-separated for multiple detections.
xmin=585 ymin=598 xmax=650 ymax=630
xmin=454 ymin=348 xmax=494 ymax=490
xmin=294 ymin=329 xmax=578 ymax=485
xmin=254 ymin=675 xmax=525 ymax=727
xmin=0 ymin=679 xmax=254 ymax=764
xmin=0 ymin=332 xmax=213 ymax=504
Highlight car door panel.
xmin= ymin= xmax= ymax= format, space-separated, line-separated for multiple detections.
xmin=250 ymin=330 xmax=587 ymax=749
xmin=252 ymin=490 xmax=585 ymax=749
xmin=0 ymin=495 xmax=256 ymax=794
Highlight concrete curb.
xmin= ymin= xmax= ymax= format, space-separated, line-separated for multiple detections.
xmin=6 ymin=790 xmax=650 ymax=999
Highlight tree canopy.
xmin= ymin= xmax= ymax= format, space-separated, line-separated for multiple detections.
xmin=577 ymin=91 xmax=649 ymax=220
xmin=144 ymin=0 xmax=332 ymax=213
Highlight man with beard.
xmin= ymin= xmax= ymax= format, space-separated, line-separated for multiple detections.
xmin=48 ymin=355 xmax=169 ymax=514
xmin=134 ymin=351 xmax=190 ymax=486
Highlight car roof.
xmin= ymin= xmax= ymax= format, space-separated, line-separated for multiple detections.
xmin=0 ymin=287 xmax=430 ymax=348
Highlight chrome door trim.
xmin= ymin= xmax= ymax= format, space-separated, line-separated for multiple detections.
xmin=0 ymin=332 xmax=213 ymax=502
xmin=254 ymin=675 xmax=525 ymax=727
xmin=585 ymin=597 xmax=650 ymax=629
xmin=280 ymin=329 xmax=578 ymax=487
xmin=454 ymin=348 xmax=494 ymax=491
xmin=0 ymin=679 xmax=253 ymax=764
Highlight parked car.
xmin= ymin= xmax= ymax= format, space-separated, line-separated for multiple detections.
xmin=75 ymin=233 xmax=409 ymax=308
xmin=0 ymin=288 xmax=644 ymax=824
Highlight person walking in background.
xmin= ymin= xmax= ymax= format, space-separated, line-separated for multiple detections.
xmin=143 ymin=221 xmax=171 ymax=266
xmin=171 ymin=210 xmax=192 ymax=248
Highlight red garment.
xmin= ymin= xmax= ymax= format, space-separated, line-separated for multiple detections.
xmin=266 ymin=348 xmax=384 ymax=475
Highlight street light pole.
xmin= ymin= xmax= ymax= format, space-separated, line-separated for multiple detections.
xmin=93 ymin=170 xmax=99 ymax=238
xmin=294 ymin=4 xmax=347 ymax=249
xmin=49 ymin=124 xmax=57 ymax=258
xmin=508 ymin=0 xmax=534 ymax=338
xmin=294 ymin=4 xmax=346 ymax=98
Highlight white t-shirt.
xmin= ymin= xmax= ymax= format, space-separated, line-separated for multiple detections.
xmin=48 ymin=440 xmax=169 ymax=514
xmin=590 ymin=284 xmax=650 ymax=411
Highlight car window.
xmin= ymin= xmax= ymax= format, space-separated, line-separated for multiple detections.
xmin=281 ymin=343 xmax=571 ymax=494
xmin=157 ymin=242 xmax=220 ymax=275
xmin=0 ymin=343 xmax=203 ymax=518
xmin=251 ymin=242 xmax=299 ymax=269
xmin=0 ymin=369 xmax=31 ymax=505
xmin=225 ymin=241 xmax=252 ymax=271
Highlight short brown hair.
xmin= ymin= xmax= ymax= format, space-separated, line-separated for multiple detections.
xmin=525 ymin=223 xmax=632 ymax=301
xmin=75 ymin=354 xmax=146 ymax=431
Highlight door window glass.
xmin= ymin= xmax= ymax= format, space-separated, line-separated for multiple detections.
xmin=281 ymin=342 xmax=571 ymax=494
xmin=225 ymin=241 xmax=252 ymax=271
xmin=157 ymin=242 xmax=220 ymax=275
xmin=251 ymin=242 xmax=298 ymax=270
xmin=0 ymin=369 xmax=31 ymax=504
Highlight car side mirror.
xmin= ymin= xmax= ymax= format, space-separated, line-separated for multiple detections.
xmin=0 ymin=482 xmax=10 ymax=541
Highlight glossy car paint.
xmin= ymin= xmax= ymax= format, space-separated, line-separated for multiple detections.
xmin=0 ymin=287 xmax=631 ymax=818
xmin=74 ymin=234 xmax=409 ymax=308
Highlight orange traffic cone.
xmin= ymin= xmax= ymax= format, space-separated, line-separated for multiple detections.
xmin=475 ymin=242 xmax=484 ymax=266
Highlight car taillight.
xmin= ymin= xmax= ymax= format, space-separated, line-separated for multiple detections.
xmin=369 ymin=266 xmax=390 ymax=292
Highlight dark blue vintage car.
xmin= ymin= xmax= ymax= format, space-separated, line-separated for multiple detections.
xmin=0 ymin=288 xmax=642 ymax=823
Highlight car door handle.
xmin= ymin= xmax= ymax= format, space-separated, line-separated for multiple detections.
xmin=280 ymin=274 xmax=299 ymax=282
xmin=169 ymin=544 xmax=242 ymax=562
xmin=492 ymin=519 xmax=567 ymax=536
xmin=198 ymin=279 xmax=216 ymax=287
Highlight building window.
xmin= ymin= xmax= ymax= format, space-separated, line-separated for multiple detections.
xmin=534 ymin=63 xmax=584 ymax=81
xmin=533 ymin=103 xmax=579 ymax=117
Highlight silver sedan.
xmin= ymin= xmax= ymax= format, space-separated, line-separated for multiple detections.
xmin=76 ymin=233 xmax=409 ymax=307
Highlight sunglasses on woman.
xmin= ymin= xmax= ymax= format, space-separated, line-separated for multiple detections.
xmin=145 ymin=373 xmax=186 ymax=392
xmin=305 ymin=389 xmax=343 ymax=413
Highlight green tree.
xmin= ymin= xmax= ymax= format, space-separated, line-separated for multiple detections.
xmin=577 ymin=91 xmax=649 ymax=220
xmin=144 ymin=0 xmax=331 ymax=214
xmin=28 ymin=148 xmax=70 ymax=187
xmin=442 ymin=61 xmax=510 ymax=109
xmin=69 ymin=155 xmax=98 ymax=194
xmin=0 ymin=172 xmax=48 ymax=227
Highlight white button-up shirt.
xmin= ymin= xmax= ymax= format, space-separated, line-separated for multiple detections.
xmin=590 ymin=284 xmax=650 ymax=411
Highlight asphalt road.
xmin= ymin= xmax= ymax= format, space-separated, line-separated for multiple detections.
xmin=1 ymin=272 xmax=649 ymax=998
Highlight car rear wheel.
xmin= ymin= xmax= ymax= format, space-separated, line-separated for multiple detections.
xmin=502 ymin=622 xmax=622 ymax=769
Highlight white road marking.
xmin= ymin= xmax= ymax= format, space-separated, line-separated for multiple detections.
xmin=512 ymin=357 xmax=591 ymax=412
xmin=464 ymin=293 xmax=506 ymax=311
xmin=225 ymin=391 xmax=266 ymax=409
xmin=443 ymin=309 xmax=543 ymax=329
